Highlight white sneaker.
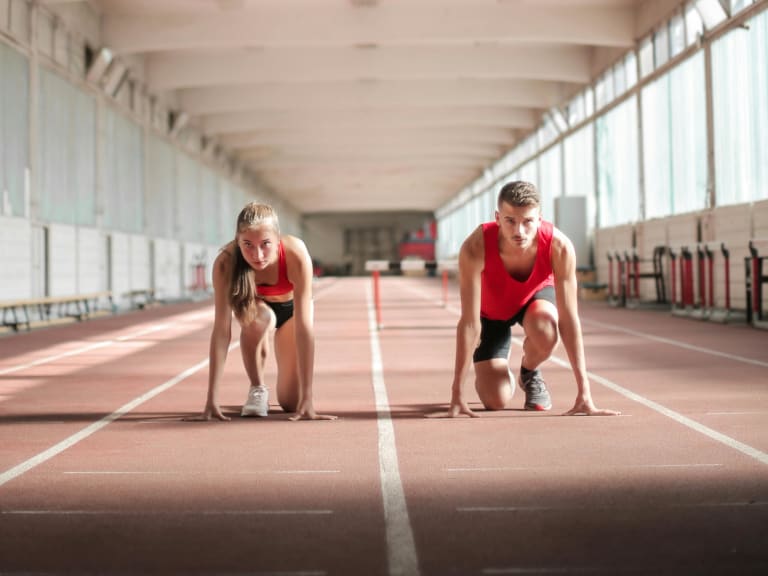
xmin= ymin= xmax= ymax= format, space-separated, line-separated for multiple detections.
xmin=241 ymin=385 xmax=269 ymax=417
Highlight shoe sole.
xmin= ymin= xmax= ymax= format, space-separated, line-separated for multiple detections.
xmin=241 ymin=408 xmax=268 ymax=417
xmin=524 ymin=403 xmax=552 ymax=411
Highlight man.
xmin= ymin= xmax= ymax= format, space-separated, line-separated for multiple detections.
xmin=437 ymin=181 xmax=619 ymax=417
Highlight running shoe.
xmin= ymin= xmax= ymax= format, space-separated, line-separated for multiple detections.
xmin=519 ymin=368 xmax=552 ymax=411
xmin=241 ymin=385 xmax=269 ymax=417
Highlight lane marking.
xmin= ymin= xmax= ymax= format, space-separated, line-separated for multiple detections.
xmin=420 ymin=283 xmax=768 ymax=466
xmin=542 ymin=349 xmax=768 ymax=466
xmin=0 ymin=342 xmax=239 ymax=488
xmin=0 ymin=340 xmax=115 ymax=376
xmin=366 ymin=284 xmax=420 ymax=576
xmin=61 ymin=470 xmax=341 ymax=476
xmin=444 ymin=463 xmax=723 ymax=472
xmin=1 ymin=509 xmax=332 ymax=516
xmin=582 ymin=318 xmax=768 ymax=369
xmin=459 ymin=501 xmax=768 ymax=513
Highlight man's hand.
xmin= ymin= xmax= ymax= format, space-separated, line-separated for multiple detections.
xmin=563 ymin=395 xmax=621 ymax=416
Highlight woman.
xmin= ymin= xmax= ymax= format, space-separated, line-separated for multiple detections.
xmin=196 ymin=202 xmax=336 ymax=421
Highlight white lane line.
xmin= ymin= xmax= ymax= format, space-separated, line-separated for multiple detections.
xmin=444 ymin=463 xmax=723 ymax=472
xmin=582 ymin=318 xmax=768 ymax=369
xmin=0 ymin=321 xmax=180 ymax=376
xmin=542 ymin=350 xmax=768 ymax=466
xmin=0 ymin=340 xmax=115 ymax=376
xmin=459 ymin=501 xmax=767 ymax=513
xmin=367 ymin=284 xmax=421 ymax=576
xmin=0 ymin=342 xmax=239 ymax=488
xmin=61 ymin=470 xmax=341 ymax=476
xmin=428 ymin=287 xmax=768 ymax=467
xmin=1 ymin=509 xmax=332 ymax=516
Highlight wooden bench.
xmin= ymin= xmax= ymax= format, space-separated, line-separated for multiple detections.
xmin=0 ymin=291 xmax=113 ymax=332
xmin=123 ymin=289 xmax=156 ymax=310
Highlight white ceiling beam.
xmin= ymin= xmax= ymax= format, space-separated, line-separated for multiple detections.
xmin=201 ymin=107 xmax=537 ymax=134
xmin=146 ymin=45 xmax=591 ymax=90
xmin=103 ymin=4 xmax=634 ymax=54
xmin=219 ymin=126 xmax=517 ymax=149
xmin=179 ymin=78 xmax=568 ymax=115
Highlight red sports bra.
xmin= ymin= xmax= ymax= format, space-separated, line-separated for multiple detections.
xmin=257 ymin=241 xmax=294 ymax=297
xmin=480 ymin=220 xmax=554 ymax=320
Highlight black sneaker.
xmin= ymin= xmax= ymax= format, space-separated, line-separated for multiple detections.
xmin=519 ymin=368 xmax=552 ymax=411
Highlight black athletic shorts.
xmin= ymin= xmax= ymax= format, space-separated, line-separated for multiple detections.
xmin=472 ymin=285 xmax=556 ymax=362
xmin=263 ymin=299 xmax=294 ymax=329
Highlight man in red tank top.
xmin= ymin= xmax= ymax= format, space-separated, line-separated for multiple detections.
xmin=434 ymin=181 xmax=620 ymax=418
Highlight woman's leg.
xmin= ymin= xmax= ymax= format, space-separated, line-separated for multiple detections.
xmin=239 ymin=300 xmax=276 ymax=389
xmin=273 ymin=316 xmax=300 ymax=412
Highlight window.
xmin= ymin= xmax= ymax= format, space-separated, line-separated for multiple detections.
xmin=0 ymin=42 xmax=29 ymax=219
xmin=564 ymin=124 xmax=596 ymax=232
xmin=711 ymin=8 xmax=768 ymax=205
xmin=654 ymin=25 xmax=670 ymax=68
xmin=695 ymin=0 xmax=727 ymax=29
xmin=639 ymin=36 xmax=654 ymax=77
xmin=642 ymin=53 xmax=708 ymax=218
xmin=596 ymin=98 xmax=639 ymax=226
xmin=670 ymin=13 xmax=686 ymax=57
xmin=685 ymin=3 xmax=705 ymax=45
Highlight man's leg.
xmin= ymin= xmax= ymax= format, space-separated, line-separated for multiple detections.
xmin=519 ymin=299 xmax=558 ymax=410
xmin=474 ymin=358 xmax=515 ymax=410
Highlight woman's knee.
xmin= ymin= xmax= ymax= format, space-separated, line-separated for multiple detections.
xmin=240 ymin=301 xmax=276 ymax=339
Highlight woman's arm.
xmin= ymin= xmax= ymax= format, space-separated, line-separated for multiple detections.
xmin=190 ymin=250 xmax=234 ymax=421
xmin=284 ymin=236 xmax=336 ymax=421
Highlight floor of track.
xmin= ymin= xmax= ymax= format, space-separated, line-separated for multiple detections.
xmin=1 ymin=275 xmax=766 ymax=575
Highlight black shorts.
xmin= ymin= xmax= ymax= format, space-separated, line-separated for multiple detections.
xmin=263 ymin=299 xmax=294 ymax=329
xmin=472 ymin=286 xmax=556 ymax=363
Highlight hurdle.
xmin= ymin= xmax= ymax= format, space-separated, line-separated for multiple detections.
xmin=745 ymin=238 xmax=768 ymax=330
xmin=364 ymin=259 xmax=458 ymax=330
xmin=670 ymin=245 xmax=695 ymax=317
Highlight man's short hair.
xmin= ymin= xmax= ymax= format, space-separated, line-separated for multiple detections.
xmin=497 ymin=181 xmax=541 ymax=209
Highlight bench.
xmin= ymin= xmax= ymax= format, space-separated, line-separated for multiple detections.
xmin=0 ymin=291 xmax=113 ymax=332
xmin=123 ymin=289 xmax=156 ymax=310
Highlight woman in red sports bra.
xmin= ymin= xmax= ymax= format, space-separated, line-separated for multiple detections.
xmin=192 ymin=202 xmax=336 ymax=422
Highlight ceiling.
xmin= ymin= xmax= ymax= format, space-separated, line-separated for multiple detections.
xmin=43 ymin=0 xmax=676 ymax=214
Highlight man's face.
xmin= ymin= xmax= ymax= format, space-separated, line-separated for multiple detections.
xmin=495 ymin=202 xmax=541 ymax=250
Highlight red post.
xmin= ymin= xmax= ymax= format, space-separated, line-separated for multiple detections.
xmin=670 ymin=253 xmax=677 ymax=306
xmin=722 ymin=244 xmax=730 ymax=311
xmin=706 ymin=247 xmax=714 ymax=309
xmin=373 ymin=270 xmax=382 ymax=330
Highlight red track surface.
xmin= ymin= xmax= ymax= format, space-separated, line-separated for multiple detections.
xmin=1 ymin=276 xmax=766 ymax=575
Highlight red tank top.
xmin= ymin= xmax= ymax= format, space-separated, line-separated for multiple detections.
xmin=256 ymin=241 xmax=294 ymax=297
xmin=480 ymin=220 xmax=554 ymax=320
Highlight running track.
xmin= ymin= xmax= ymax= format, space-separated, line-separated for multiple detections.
xmin=0 ymin=276 xmax=766 ymax=575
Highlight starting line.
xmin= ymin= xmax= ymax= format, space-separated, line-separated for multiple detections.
xmin=365 ymin=260 xmax=458 ymax=329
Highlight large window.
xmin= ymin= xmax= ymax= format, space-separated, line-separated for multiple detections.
xmin=146 ymin=134 xmax=176 ymax=238
xmin=564 ymin=124 xmax=596 ymax=231
xmin=597 ymin=98 xmax=639 ymax=226
xmin=642 ymin=52 xmax=707 ymax=218
xmin=102 ymin=106 xmax=143 ymax=232
xmin=0 ymin=42 xmax=29 ymax=219
xmin=538 ymin=145 xmax=562 ymax=222
xmin=38 ymin=67 xmax=96 ymax=226
xmin=712 ymin=8 xmax=768 ymax=205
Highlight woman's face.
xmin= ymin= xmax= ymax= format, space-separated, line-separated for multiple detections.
xmin=237 ymin=225 xmax=279 ymax=271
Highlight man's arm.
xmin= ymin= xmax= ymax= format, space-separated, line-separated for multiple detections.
xmin=430 ymin=227 xmax=484 ymax=418
xmin=551 ymin=229 xmax=620 ymax=416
